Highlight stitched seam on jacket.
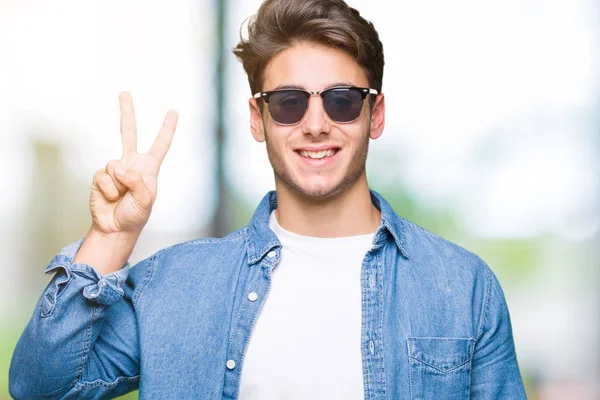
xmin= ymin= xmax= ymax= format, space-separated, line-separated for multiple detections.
xmin=407 ymin=354 xmax=471 ymax=373
xmin=74 ymin=375 xmax=140 ymax=390
xmin=132 ymin=255 xmax=157 ymax=307
xmin=75 ymin=305 xmax=103 ymax=387
xmin=408 ymin=339 xmax=415 ymax=400
xmin=475 ymin=265 xmax=493 ymax=342
xmin=361 ymin=253 xmax=372 ymax=398
xmin=465 ymin=338 xmax=476 ymax=400
xmin=243 ymin=227 xmax=255 ymax=262
xmin=375 ymin=250 xmax=387 ymax=397
xmin=170 ymin=230 xmax=245 ymax=248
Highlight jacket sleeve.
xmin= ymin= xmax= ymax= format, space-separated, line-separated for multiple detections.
xmin=470 ymin=267 xmax=528 ymax=399
xmin=9 ymin=239 xmax=153 ymax=399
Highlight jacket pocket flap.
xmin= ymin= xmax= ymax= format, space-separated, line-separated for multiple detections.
xmin=408 ymin=337 xmax=474 ymax=373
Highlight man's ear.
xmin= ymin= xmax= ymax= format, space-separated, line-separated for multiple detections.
xmin=369 ymin=93 xmax=385 ymax=140
xmin=249 ymin=98 xmax=266 ymax=142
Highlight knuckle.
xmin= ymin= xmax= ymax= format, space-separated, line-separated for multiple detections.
xmin=100 ymin=173 xmax=113 ymax=186
xmin=93 ymin=169 xmax=105 ymax=180
xmin=129 ymin=171 xmax=143 ymax=183
xmin=105 ymin=159 xmax=123 ymax=173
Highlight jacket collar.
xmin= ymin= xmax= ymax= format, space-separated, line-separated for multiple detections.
xmin=245 ymin=190 xmax=409 ymax=265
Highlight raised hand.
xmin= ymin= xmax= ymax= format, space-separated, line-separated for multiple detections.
xmin=89 ymin=92 xmax=179 ymax=236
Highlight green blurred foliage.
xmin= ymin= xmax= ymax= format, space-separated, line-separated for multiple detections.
xmin=0 ymin=323 xmax=19 ymax=399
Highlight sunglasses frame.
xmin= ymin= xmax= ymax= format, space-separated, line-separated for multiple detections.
xmin=253 ymin=86 xmax=379 ymax=125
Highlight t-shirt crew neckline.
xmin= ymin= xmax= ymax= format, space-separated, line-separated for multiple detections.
xmin=268 ymin=210 xmax=377 ymax=249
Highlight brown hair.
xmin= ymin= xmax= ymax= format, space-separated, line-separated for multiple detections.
xmin=232 ymin=0 xmax=384 ymax=96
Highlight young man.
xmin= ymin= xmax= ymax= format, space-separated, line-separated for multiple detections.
xmin=10 ymin=0 xmax=526 ymax=398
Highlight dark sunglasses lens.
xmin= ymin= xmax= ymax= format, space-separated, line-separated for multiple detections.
xmin=268 ymin=91 xmax=308 ymax=124
xmin=323 ymin=89 xmax=363 ymax=122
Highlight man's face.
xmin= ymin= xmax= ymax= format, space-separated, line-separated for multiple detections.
xmin=249 ymin=42 xmax=385 ymax=200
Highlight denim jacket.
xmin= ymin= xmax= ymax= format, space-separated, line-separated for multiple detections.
xmin=10 ymin=190 xmax=526 ymax=399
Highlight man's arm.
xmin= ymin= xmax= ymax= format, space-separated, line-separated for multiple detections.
xmin=9 ymin=239 xmax=152 ymax=399
xmin=470 ymin=267 xmax=527 ymax=399
xmin=9 ymin=92 xmax=178 ymax=398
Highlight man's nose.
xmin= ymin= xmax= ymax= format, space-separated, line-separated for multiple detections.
xmin=301 ymin=95 xmax=329 ymax=137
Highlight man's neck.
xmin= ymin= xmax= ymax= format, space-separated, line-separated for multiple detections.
xmin=274 ymin=178 xmax=381 ymax=238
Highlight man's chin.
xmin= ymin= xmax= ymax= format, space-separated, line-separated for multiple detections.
xmin=290 ymin=181 xmax=346 ymax=201
xmin=275 ymin=169 xmax=360 ymax=201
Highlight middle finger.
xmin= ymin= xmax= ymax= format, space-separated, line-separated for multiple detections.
xmin=119 ymin=91 xmax=138 ymax=161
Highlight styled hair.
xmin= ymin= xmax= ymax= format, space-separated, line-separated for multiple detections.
xmin=232 ymin=0 xmax=384 ymax=96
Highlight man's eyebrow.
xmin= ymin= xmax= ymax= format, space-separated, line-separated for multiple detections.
xmin=326 ymin=82 xmax=355 ymax=88
xmin=272 ymin=84 xmax=304 ymax=90
xmin=271 ymin=82 xmax=357 ymax=91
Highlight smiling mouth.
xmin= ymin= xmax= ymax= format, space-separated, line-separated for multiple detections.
xmin=296 ymin=149 xmax=340 ymax=160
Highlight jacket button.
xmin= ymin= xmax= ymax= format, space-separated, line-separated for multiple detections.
xmin=248 ymin=292 xmax=258 ymax=302
xmin=267 ymin=250 xmax=276 ymax=258
xmin=226 ymin=359 xmax=236 ymax=370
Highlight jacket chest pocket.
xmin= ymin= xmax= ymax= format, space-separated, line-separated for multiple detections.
xmin=408 ymin=337 xmax=474 ymax=400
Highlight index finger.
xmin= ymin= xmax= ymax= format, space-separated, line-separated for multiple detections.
xmin=119 ymin=91 xmax=138 ymax=160
xmin=148 ymin=110 xmax=179 ymax=164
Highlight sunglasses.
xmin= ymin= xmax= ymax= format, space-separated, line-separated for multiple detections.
xmin=253 ymin=86 xmax=378 ymax=125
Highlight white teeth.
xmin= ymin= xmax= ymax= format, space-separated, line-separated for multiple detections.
xmin=299 ymin=149 xmax=336 ymax=159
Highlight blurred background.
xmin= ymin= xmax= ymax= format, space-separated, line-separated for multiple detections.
xmin=0 ymin=0 xmax=598 ymax=398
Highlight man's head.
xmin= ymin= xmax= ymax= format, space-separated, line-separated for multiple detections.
xmin=233 ymin=0 xmax=385 ymax=200
xmin=233 ymin=0 xmax=384 ymax=101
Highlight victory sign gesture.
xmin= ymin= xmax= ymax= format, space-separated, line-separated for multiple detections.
xmin=90 ymin=92 xmax=179 ymax=236
xmin=73 ymin=92 xmax=178 ymax=274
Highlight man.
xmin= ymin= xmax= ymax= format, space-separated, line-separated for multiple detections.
xmin=10 ymin=0 xmax=526 ymax=398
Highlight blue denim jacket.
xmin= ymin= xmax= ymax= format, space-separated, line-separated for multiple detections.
xmin=10 ymin=190 xmax=526 ymax=399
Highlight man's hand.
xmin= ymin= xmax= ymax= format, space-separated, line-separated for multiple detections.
xmin=73 ymin=92 xmax=178 ymax=274
xmin=90 ymin=91 xmax=178 ymax=236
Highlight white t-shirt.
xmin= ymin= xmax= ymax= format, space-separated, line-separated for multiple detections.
xmin=238 ymin=211 xmax=375 ymax=400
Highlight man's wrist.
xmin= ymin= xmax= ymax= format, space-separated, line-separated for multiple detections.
xmin=73 ymin=226 xmax=140 ymax=276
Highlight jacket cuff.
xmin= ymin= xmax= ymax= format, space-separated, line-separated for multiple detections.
xmin=44 ymin=239 xmax=131 ymax=307
xmin=81 ymin=266 xmax=129 ymax=305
